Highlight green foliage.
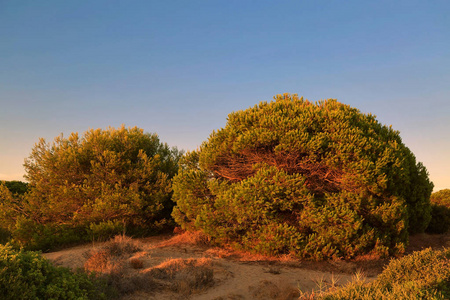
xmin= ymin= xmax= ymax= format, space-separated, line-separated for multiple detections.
xmin=0 ymin=228 xmax=10 ymax=245
xmin=88 ymin=220 xmax=125 ymax=242
xmin=172 ymin=94 xmax=433 ymax=259
xmin=11 ymin=218 xmax=87 ymax=251
xmin=430 ymin=189 xmax=450 ymax=207
xmin=323 ymin=248 xmax=450 ymax=299
xmin=0 ymin=244 xmax=111 ymax=300
xmin=426 ymin=189 xmax=450 ymax=234
xmin=0 ymin=184 xmax=20 ymax=245
xmin=1 ymin=126 xmax=181 ymax=250
xmin=2 ymin=180 xmax=29 ymax=195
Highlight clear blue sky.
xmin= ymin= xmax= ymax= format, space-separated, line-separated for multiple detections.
xmin=1 ymin=1 xmax=449 ymax=191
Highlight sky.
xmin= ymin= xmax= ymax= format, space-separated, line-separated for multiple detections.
xmin=1 ymin=1 xmax=449 ymax=191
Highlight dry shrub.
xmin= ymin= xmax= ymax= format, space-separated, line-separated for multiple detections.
xmin=84 ymin=235 xmax=141 ymax=274
xmin=147 ymin=257 xmax=215 ymax=295
xmin=205 ymin=247 xmax=235 ymax=259
xmin=129 ymin=258 xmax=144 ymax=269
xmin=83 ymin=235 xmax=156 ymax=296
xmin=103 ymin=235 xmax=142 ymax=256
xmin=84 ymin=249 xmax=125 ymax=274
xmin=107 ymin=272 xmax=158 ymax=295
xmin=157 ymin=230 xmax=211 ymax=248
xmin=249 ymin=280 xmax=300 ymax=300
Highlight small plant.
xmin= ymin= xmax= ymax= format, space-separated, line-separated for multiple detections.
xmin=84 ymin=235 xmax=141 ymax=274
xmin=103 ymin=235 xmax=141 ymax=256
xmin=321 ymin=248 xmax=450 ymax=299
xmin=129 ymin=258 xmax=144 ymax=269
xmin=149 ymin=257 xmax=215 ymax=296
xmin=83 ymin=235 xmax=153 ymax=296
xmin=0 ymin=244 xmax=111 ymax=300
xmin=88 ymin=220 xmax=125 ymax=242
xmin=427 ymin=189 xmax=450 ymax=234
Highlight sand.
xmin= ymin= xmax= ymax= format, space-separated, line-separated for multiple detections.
xmin=43 ymin=232 xmax=450 ymax=300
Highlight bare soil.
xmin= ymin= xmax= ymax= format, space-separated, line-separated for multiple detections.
xmin=43 ymin=232 xmax=450 ymax=300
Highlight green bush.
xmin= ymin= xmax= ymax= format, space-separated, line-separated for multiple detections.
xmin=0 ymin=227 xmax=10 ymax=245
xmin=10 ymin=218 xmax=88 ymax=251
xmin=322 ymin=248 xmax=450 ymax=299
xmin=427 ymin=189 xmax=450 ymax=234
xmin=0 ymin=244 xmax=112 ymax=300
xmin=430 ymin=189 xmax=450 ymax=207
xmin=172 ymin=94 xmax=433 ymax=259
xmin=426 ymin=204 xmax=450 ymax=234
xmin=0 ymin=126 xmax=181 ymax=251
xmin=1 ymin=180 xmax=28 ymax=195
xmin=88 ymin=220 xmax=125 ymax=242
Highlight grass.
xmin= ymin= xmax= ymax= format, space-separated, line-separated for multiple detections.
xmin=147 ymin=257 xmax=215 ymax=296
xmin=298 ymin=248 xmax=450 ymax=299
xmin=83 ymin=234 xmax=216 ymax=298
xmin=83 ymin=235 xmax=157 ymax=295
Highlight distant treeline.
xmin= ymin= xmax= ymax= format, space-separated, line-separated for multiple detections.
xmin=1 ymin=181 xmax=28 ymax=195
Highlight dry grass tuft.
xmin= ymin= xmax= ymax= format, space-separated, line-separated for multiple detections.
xmin=146 ymin=257 xmax=215 ymax=296
xmin=249 ymin=280 xmax=300 ymax=300
xmin=84 ymin=249 xmax=125 ymax=274
xmin=84 ymin=235 xmax=142 ymax=274
xmin=298 ymin=272 xmax=346 ymax=299
xmin=103 ymin=235 xmax=142 ymax=256
xmin=157 ymin=230 xmax=211 ymax=248
xmin=83 ymin=235 xmax=157 ymax=296
xmin=83 ymin=235 xmax=218 ymax=297
xmin=129 ymin=258 xmax=144 ymax=269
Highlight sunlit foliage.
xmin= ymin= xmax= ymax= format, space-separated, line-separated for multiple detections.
xmin=427 ymin=189 xmax=450 ymax=234
xmin=0 ymin=244 xmax=111 ymax=299
xmin=322 ymin=248 xmax=450 ymax=299
xmin=0 ymin=126 xmax=181 ymax=250
xmin=2 ymin=181 xmax=28 ymax=195
xmin=172 ymin=94 xmax=433 ymax=259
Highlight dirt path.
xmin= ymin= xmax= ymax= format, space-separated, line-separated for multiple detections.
xmin=43 ymin=232 xmax=450 ymax=299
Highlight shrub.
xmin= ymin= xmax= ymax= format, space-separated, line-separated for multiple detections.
xmin=148 ymin=257 xmax=215 ymax=295
xmin=88 ymin=220 xmax=125 ymax=242
xmin=1 ymin=180 xmax=28 ymax=195
xmin=0 ymin=227 xmax=10 ymax=245
xmin=84 ymin=235 xmax=141 ymax=274
xmin=83 ymin=235 xmax=156 ymax=295
xmin=11 ymin=218 xmax=87 ymax=251
xmin=0 ymin=244 xmax=110 ymax=300
xmin=1 ymin=126 xmax=181 ymax=250
xmin=172 ymin=94 xmax=433 ymax=259
xmin=427 ymin=189 xmax=450 ymax=234
xmin=322 ymin=248 xmax=450 ymax=299
xmin=430 ymin=189 xmax=450 ymax=207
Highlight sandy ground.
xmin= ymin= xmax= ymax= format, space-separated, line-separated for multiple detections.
xmin=43 ymin=232 xmax=450 ymax=300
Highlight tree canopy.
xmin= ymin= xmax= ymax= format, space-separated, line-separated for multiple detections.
xmin=172 ymin=94 xmax=433 ymax=259
xmin=426 ymin=189 xmax=450 ymax=234
xmin=1 ymin=181 xmax=28 ymax=195
xmin=0 ymin=126 xmax=181 ymax=249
